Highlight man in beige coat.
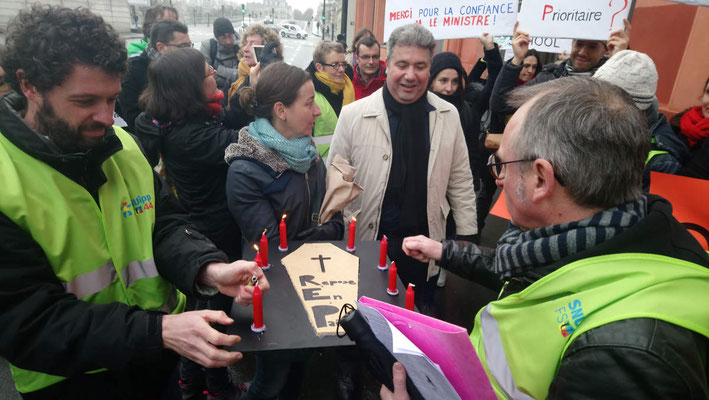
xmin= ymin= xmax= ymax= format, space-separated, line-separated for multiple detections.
xmin=327 ymin=23 xmax=477 ymax=311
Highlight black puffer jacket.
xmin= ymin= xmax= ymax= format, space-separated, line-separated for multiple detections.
xmin=117 ymin=51 xmax=150 ymax=133
xmin=225 ymin=127 xmax=343 ymax=244
xmin=135 ymin=112 xmax=242 ymax=260
xmin=0 ymin=95 xmax=227 ymax=396
xmin=440 ymin=195 xmax=709 ymax=399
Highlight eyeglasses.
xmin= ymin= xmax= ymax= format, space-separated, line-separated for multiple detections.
xmin=166 ymin=42 xmax=194 ymax=49
xmin=321 ymin=62 xmax=347 ymax=70
xmin=205 ymin=65 xmax=217 ymax=78
xmin=358 ymin=55 xmax=380 ymax=61
xmin=487 ymin=153 xmax=534 ymax=180
xmin=487 ymin=153 xmax=566 ymax=186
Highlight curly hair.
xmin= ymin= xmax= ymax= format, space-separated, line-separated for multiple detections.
xmin=238 ymin=24 xmax=281 ymax=60
xmin=2 ymin=5 xmax=127 ymax=96
xmin=140 ymin=48 xmax=209 ymax=123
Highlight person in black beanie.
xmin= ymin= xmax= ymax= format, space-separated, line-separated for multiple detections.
xmin=428 ymin=34 xmax=501 ymax=286
xmin=200 ymin=17 xmax=240 ymax=92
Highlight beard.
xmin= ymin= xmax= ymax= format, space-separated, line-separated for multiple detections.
xmin=35 ymin=101 xmax=109 ymax=153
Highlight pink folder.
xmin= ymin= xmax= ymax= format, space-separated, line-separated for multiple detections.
xmin=358 ymin=296 xmax=496 ymax=400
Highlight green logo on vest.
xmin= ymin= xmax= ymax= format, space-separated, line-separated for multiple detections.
xmin=121 ymin=194 xmax=154 ymax=218
xmin=555 ymin=299 xmax=585 ymax=337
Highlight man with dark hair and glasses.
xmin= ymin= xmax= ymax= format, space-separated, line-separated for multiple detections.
xmin=118 ymin=19 xmax=191 ymax=134
xmin=352 ymin=36 xmax=386 ymax=100
xmin=306 ymin=40 xmax=355 ymax=157
xmin=388 ymin=77 xmax=709 ymax=399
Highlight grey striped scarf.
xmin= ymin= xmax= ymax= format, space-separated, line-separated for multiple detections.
xmin=494 ymin=196 xmax=647 ymax=278
xmin=560 ymin=58 xmax=605 ymax=77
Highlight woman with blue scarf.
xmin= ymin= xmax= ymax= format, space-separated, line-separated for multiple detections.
xmin=224 ymin=61 xmax=343 ymax=400
xmin=225 ymin=61 xmax=343 ymax=244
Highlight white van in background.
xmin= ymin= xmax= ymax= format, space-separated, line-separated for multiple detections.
xmin=279 ymin=23 xmax=308 ymax=40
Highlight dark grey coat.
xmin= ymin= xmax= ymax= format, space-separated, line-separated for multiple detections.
xmin=225 ymin=128 xmax=343 ymax=244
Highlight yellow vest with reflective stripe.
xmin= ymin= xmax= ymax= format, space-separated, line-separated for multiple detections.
xmin=313 ymin=91 xmax=338 ymax=158
xmin=469 ymin=253 xmax=709 ymax=399
xmin=0 ymin=127 xmax=185 ymax=394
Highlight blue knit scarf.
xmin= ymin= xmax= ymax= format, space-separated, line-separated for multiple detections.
xmin=248 ymin=118 xmax=317 ymax=174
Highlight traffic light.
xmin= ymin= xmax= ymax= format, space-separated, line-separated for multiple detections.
xmin=241 ymin=4 xmax=245 ymax=14
xmin=321 ymin=15 xmax=325 ymax=21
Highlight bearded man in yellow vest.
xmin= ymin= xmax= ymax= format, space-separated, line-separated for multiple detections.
xmin=384 ymin=77 xmax=709 ymax=399
xmin=0 ymin=6 xmax=269 ymax=399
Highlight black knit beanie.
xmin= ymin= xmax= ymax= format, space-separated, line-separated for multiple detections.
xmin=429 ymin=52 xmax=467 ymax=91
xmin=213 ymin=17 xmax=235 ymax=37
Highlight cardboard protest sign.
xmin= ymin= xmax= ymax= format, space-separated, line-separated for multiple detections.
xmin=518 ymin=0 xmax=632 ymax=40
xmin=383 ymin=0 xmax=518 ymax=41
xmin=281 ymin=243 xmax=359 ymax=335
xmin=489 ymin=190 xmax=511 ymax=220
xmin=495 ymin=35 xmax=572 ymax=54
xmin=649 ymin=172 xmax=709 ymax=250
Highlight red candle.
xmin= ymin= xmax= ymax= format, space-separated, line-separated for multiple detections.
xmin=251 ymin=285 xmax=266 ymax=332
xmin=278 ymin=214 xmax=288 ymax=252
xmin=387 ymin=261 xmax=398 ymax=296
xmin=346 ymin=217 xmax=356 ymax=252
xmin=378 ymin=235 xmax=388 ymax=270
xmin=260 ymin=230 xmax=269 ymax=267
xmin=405 ymin=283 xmax=415 ymax=311
xmin=254 ymin=251 xmax=263 ymax=268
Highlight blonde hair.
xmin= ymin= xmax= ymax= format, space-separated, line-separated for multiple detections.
xmin=312 ymin=40 xmax=344 ymax=65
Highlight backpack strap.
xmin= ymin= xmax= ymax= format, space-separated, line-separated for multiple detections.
xmin=209 ymin=38 xmax=218 ymax=65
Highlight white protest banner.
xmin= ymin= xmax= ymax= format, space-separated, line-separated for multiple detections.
xmin=518 ymin=0 xmax=632 ymax=40
xmin=496 ymin=35 xmax=572 ymax=54
xmin=383 ymin=0 xmax=518 ymax=41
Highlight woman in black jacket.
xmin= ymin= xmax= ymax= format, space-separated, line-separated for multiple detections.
xmin=225 ymin=61 xmax=343 ymax=400
xmin=225 ymin=61 xmax=343 ymax=244
xmin=138 ymin=48 xmax=241 ymax=261
xmin=137 ymin=47 xmax=243 ymax=399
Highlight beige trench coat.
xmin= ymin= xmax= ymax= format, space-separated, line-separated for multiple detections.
xmin=327 ymin=88 xmax=478 ymax=279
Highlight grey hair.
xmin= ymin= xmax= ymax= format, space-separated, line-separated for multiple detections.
xmin=506 ymin=76 xmax=649 ymax=209
xmin=387 ymin=23 xmax=435 ymax=60
xmin=313 ymin=40 xmax=344 ymax=65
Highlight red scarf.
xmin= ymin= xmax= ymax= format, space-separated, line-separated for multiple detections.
xmin=680 ymin=106 xmax=709 ymax=147
xmin=205 ymin=90 xmax=224 ymax=118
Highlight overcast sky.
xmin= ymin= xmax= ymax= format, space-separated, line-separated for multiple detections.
xmin=288 ymin=0 xmax=321 ymax=13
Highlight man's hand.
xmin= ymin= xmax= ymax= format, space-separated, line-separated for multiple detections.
xmin=480 ymin=32 xmax=495 ymax=51
xmin=607 ymin=18 xmax=631 ymax=57
xmin=162 ymin=310 xmax=243 ymax=368
xmin=380 ymin=362 xmax=410 ymax=400
xmin=402 ymin=235 xmax=443 ymax=263
xmin=199 ymin=260 xmax=270 ymax=306
xmin=510 ymin=21 xmax=531 ymax=66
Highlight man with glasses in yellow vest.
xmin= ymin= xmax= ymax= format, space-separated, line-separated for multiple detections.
xmin=386 ymin=77 xmax=709 ymax=399
xmin=0 ymin=6 xmax=268 ymax=399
